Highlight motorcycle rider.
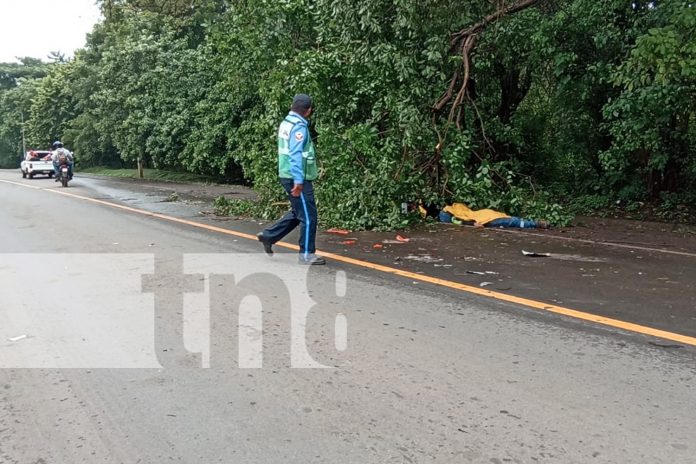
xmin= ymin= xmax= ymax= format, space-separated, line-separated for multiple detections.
xmin=51 ymin=141 xmax=74 ymax=181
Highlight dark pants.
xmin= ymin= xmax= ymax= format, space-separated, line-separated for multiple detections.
xmin=486 ymin=217 xmax=538 ymax=228
xmin=262 ymin=179 xmax=317 ymax=257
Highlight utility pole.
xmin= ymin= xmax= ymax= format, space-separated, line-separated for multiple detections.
xmin=20 ymin=111 xmax=27 ymax=156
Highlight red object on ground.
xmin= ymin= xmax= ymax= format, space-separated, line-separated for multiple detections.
xmin=340 ymin=239 xmax=357 ymax=245
xmin=326 ymin=228 xmax=351 ymax=235
xmin=395 ymin=234 xmax=410 ymax=242
xmin=373 ymin=243 xmax=384 ymax=249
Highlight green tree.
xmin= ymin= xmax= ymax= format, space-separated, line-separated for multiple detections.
xmin=602 ymin=2 xmax=696 ymax=197
xmin=0 ymin=59 xmax=49 ymax=167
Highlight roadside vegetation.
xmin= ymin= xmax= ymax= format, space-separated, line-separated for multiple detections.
xmin=80 ymin=166 xmax=217 ymax=184
xmin=1 ymin=1 xmax=694 ymax=229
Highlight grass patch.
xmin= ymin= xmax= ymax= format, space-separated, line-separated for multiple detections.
xmin=79 ymin=166 xmax=217 ymax=184
xmin=214 ymin=196 xmax=286 ymax=220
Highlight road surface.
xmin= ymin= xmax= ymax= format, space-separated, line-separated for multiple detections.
xmin=0 ymin=171 xmax=694 ymax=464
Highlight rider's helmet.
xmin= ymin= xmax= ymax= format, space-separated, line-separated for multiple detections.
xmin=52 ymin=141 xmax=63 ymax=149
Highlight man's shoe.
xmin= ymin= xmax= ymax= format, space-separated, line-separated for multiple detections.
xmin=298 ymin=254 xmax=326 ymax=265
xmin=256 ymin=233 xmax=273 ymax=256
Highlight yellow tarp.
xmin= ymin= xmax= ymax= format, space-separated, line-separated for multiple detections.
xmin=443 ymin=203 xmax=510 ymax=225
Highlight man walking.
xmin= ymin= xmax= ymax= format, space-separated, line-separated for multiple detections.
xmin=257 ymin=94 xmax=325 ymax=265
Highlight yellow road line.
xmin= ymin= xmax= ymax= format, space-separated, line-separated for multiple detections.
xmin=3 ymin=178 xmax=696 ymax=347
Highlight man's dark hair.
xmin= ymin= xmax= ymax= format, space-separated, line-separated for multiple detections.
xmin=291 ymin=94 xmax=313 ymax=113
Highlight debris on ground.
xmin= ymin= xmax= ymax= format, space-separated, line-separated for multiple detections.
xmin=479 ymin=282 xmax=494 ymax=287
xmin=522 ymin=250 xmax=550 ymax=257
xmin=395 ymin=234 xmax=411 ymax=242
xmin=373 ymin=243 xmax=384 ymax=249
xmin=326 ymin=228 xmax=351 ymax=235
xmin=164 ymin=192 xmax=180 ymax=202
xmin=7 ymin=334 xmax=27 ymax=342
xmin=340 ymin=239 xmax=357 ymax=245
xmin=404 ymin=254 xmax=443 ymax=263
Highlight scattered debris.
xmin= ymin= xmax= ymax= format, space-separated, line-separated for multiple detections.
xmin=164 ymin=192 xmax=180 ymax=202
xmin=455 ymin=256 xmax=482 ymax=262
xmin=479 ymin=282 xmax=494 ymax=287
xmin=466 ymin=270 xmax=486 ymax=275
xmin=382 ymin=240 xmax=406 ymax=244
xmin=404 ymin=254 xmax=443 ymax=263
xmin=395 ymin=234 xmax=411 ymax=243
xmin=7 ymin=334 xmax=27 ymax=342
xmin=433 ymin=264 xmax=453 ymax=268
xmin=340 ymin=239 xmax=357 ymax=245
xmin=522 ymin=250 xmax=550 ymax=257
xmin=373 ymin=243 xmax=384 ymax=249
xmin=326 ymin=228 xmax=351 ymax=235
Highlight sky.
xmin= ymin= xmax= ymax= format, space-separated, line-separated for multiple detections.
xmin=0 ymin=0 xmax=102 ymax=63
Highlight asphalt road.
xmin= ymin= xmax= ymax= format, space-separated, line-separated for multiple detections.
xmin=1 ymin=171 xmax=695 ymax=464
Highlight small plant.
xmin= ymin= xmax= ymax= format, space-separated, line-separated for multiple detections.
xmin=164 ymin=192 xmax=180 ymax=202
xmin=214 ymin=196 xmax=285 ymax=220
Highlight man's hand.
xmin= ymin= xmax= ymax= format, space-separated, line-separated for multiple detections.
xmin=290 ymin=183 xmax=303 ymax=197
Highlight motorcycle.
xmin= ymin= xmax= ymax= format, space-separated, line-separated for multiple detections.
xmin=58 ymin=162 xmax=71 ymax=187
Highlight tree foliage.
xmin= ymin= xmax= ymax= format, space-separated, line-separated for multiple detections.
xmin=0 ymin=0 xmax=694 ymax=226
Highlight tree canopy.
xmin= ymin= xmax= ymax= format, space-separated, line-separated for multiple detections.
xmin=1 ymin=0 xmax=693 ymax=227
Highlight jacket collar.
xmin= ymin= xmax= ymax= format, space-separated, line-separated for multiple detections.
xmin=288 ymin=111 xmax=308 ymax=124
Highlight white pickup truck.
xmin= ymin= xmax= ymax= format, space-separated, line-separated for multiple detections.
xmin=20 ymin=151 xmax=54 ymax=179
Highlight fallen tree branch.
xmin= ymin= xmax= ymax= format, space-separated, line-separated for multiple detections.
xmin=434 ymin=0 xmax=541 ymax=120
